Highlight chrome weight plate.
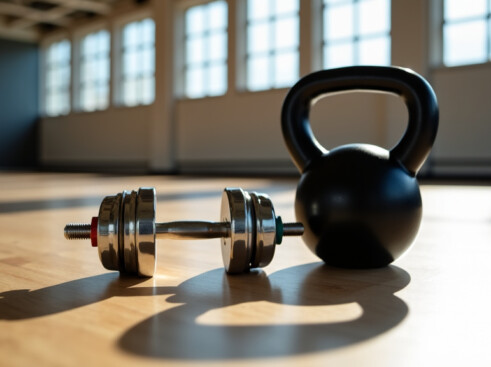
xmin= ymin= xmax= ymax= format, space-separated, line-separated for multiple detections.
xmin=123 ymin=190 xmax=138 ymax=274
xmin=220 ymin=188 xmax=255 ymax=274
xmin=250 ymin=192 xmax=276 ymax=269
xmin=135 ymin=187 xmax=156 ymax=277
xmin=97 ymin=193 xmax=122 ymax=271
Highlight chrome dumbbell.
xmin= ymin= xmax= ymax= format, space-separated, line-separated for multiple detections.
xmin=64 ymin=187 xmax=303 ymax=276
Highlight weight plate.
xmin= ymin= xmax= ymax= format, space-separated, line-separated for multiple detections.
xmin=135 ymin=187 xmax=156 ymax=277
xmin=220 ymin=188 xmax=254 ymax=274
xmin=97 ymin=193 xmax=122 ymax=271
xmin=123 ymin=190 xmax=138 ymax=274
xmin=250 ymin=192 xmax=276 ymax=268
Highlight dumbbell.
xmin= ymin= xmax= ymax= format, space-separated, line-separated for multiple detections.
xmin=64 ymin=187 xmax=303 ymax=276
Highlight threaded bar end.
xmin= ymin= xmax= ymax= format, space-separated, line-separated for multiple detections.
xmin=283 ymin=222 xmax=304 ymax=236
xmin=64 ymin=223 xmax=92 ymax=240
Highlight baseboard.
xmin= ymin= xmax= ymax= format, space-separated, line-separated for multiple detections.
xmin=40 ymin=160 xmax=151 ymax=175
xmin=430 ymin=159 xmax=491 ymax=179
xmin=177 ymin=159 xmax=298 ymax=176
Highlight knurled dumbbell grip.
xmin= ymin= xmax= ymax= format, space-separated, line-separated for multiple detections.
xmin=156 ymin=221 xmax=230 ymax=239
xmin=156 ymin=220 xmax=304 ymax=240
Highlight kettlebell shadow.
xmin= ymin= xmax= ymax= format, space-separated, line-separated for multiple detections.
xmin=118 ymin=262 xmax=410 ymax=360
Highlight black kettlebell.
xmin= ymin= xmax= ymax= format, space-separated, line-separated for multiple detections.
xmin=281 ymin=66 xmax=438 ymax=268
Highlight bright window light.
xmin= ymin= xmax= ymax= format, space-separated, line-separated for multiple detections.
xmin=322 ymin=0 xmax=391 ymax=68
xmin=444 ymin=0 xmax=487 ymax=21
xmin=443 ymin=0 xmax=491 ymax=67
xmin=121 ymin=18 xmax=155 ymax=106
xmin=184 ymin=1 xmax=228 ymax=99
xmin=79 ymin=29 xmax=110 ymax=112
xmin=44 ymin=39 xmax=71 ymax=116
xmin=246 ymin=0 xmax=300 ymax=91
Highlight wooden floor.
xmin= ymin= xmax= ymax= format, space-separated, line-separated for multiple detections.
xmin=0 ymin=172 xmax=490 ymax=366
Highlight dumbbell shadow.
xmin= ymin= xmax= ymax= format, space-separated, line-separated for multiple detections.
xmin=0 ymin=263 xmax=410 ymax=360
xmin=0 ymin=263 xmax=409 ymax=359
xmin=0 ymin=273 xmax=176 ymax=320
xmin=118 ymin=262 xmax=410 ymax=360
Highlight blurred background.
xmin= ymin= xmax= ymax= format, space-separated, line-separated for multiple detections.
xmin=0 ymin=0 xmax=490 ymax=177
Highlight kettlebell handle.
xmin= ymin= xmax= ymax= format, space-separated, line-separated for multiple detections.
xmin=281 ymin=66 xmax=439 ymax=175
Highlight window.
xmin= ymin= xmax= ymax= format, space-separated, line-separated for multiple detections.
xmin=322 ymin=0 xmax=391 ymax=68
xmin=120 ymin=18 xmax=155 ymax=106
xmin=246 ymin=0 xmax=299 ymax=91
xmin=443 ymin=0 xmax=491 ymax=67
xmin=44 ymin=39 xmax=71 ymax=116
xmin=184 ymin=1 xmax=228 ymax=98
xmin=78 ymin=29 xmax=110 ymax=111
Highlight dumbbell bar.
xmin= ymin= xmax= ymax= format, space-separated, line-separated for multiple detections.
xmin=64 ymin=187 xmax=303 ymax=276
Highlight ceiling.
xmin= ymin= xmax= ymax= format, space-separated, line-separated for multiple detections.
xmin=0 ymin=0 xmax=122 ymax=42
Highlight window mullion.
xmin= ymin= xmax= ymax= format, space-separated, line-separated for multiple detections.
xmin=442 ymin=0 xmax=489 ymax=66
xmin=120 ymin=17 xmax=155 ymax=106
xmin=44 ymin=39 xmax=71 ymax=116
xmin=184 ymin=1 xmax=228 ymax=99
xmin=322 ymin=0 xmax=391 ymax=68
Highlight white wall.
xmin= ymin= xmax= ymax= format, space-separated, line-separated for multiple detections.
xmin=432 ymin=64 xmax=491 ymax=175
xmin=40 ymin=105 xmax=152 ymax=169
xmin=39 ymin=0 xmax=491 ymax=176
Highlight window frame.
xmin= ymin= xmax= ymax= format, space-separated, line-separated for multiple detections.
xmin=241 ymin=0 xmax=301 ymax=92
xmin=438 ymin=0 xmax=491 ymax=68
xmin=113 ymin=10 xmax=156 ymax=107
xmin=40 ymin=34 xmax=72 ymax=117
xmin=178 ymin=0 xmax=229 ymax=100
xmin=320 ymin=0 xmax=392 ymax=69
xmin=73 ymin=22 xmax=111 ymax=113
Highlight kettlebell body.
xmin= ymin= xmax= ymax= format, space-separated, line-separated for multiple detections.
xmin=296 ymin=144 xmax=422 ymax=268
xmin=282 ymin=66 xmax=438 ymax=268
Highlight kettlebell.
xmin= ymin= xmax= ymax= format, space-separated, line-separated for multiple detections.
xmin=281 ymin=66 xmax=438 ymax=268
